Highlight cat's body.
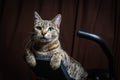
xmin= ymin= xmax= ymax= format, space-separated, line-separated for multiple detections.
xmin=25 ymin=12 xmax=87 ymax=80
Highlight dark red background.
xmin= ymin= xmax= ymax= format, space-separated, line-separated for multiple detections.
xmin=0 ymin=0 xmax=120 ymax=80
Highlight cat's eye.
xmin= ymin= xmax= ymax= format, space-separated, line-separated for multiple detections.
xmin=36 ymin=26 xmax=42 ymax=30
xmin=48 ymin=27 xmax=54 ymax=31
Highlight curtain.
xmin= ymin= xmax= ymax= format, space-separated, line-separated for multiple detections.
xmin=0 ymin=0 xmax=119 ymax=80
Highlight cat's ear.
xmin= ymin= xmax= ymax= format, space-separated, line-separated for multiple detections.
xmin=34 ymin=11 xmax=42 ymax=24
xmin=52 ymin=14 xmax=61 ymax=27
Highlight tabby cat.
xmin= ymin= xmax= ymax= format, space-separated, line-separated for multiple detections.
xmin=25 ymin=11 xmax=88 ymax=80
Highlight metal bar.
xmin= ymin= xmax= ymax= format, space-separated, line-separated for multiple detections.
xmin=77 ymin=31 xmax=114 ymax=80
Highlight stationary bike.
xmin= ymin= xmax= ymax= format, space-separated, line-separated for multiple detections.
xmin=31 ymin=31 xmax=114 ymax=80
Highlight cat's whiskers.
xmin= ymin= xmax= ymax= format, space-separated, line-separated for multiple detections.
xmin=24 ymin=38 xmax=32 ymax=51
xmin=28 ymin=32 xmax=36 ymax=35
xmin=24 ymin=31 xmax=36 ymax=51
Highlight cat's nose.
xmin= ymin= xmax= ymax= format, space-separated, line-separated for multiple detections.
xmin=42 ymin=30 xmax=47 ymax=35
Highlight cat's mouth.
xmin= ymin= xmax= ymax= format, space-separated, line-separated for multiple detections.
xmin=40 ymin=36 xmax=52 ymax=42
xmin=41 ymin=36 xmax=47 ymax=39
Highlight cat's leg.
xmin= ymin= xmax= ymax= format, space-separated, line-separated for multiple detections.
xmin=50 ymin=53 xmax=62 ymax=70
xmin=25 ymin=48 xmax=36 ymax=67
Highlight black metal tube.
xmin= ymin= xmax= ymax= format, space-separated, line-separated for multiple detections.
xmin=77 ymin=31 xmax=114 ymax=80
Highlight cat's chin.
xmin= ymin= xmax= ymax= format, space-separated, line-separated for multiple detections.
xmin=40 ymin=39 xmax=52 ymax=43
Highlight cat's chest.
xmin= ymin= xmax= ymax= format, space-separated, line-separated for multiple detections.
xmin=35 ymin=51 xmax=51 ymax=57
xmin=33 ymin=48 xmax=60 ymax=57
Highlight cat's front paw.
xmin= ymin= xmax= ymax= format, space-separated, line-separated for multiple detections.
xmin=25 ymin=49 xmax=36 ymax=67
xmin=50 ymin=55 xmax=61 ymax=70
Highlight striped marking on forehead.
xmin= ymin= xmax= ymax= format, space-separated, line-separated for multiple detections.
xmin=37 ymin=20 xmax=54 ymax=27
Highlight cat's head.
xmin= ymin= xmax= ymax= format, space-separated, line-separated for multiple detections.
xmin=33 ymin=11 xmax=61 ymax=43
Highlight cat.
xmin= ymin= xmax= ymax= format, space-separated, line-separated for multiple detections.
xmin=25 ymin=11 xmax=88 ymax=80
